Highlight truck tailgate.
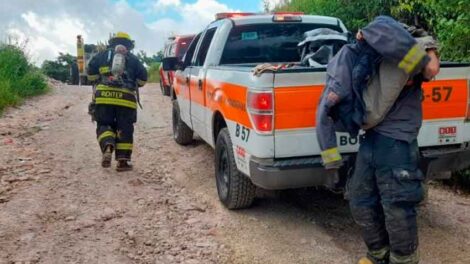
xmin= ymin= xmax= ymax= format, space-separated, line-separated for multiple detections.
xmin=272 ymin=70 xmax=354 ymax=158
xmin=272 ymin=65 xmax=470 ymax=158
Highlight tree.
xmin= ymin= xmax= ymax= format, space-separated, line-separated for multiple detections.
xmin=41 ymin=52 xmax=76 ymax=82
xmin=137 ymin=50 xmax=162 ymax=65
xmin=276 ymin=0 xmax=469 ymax=61
xmin=156 ymin=50 xmax=164 ymax=62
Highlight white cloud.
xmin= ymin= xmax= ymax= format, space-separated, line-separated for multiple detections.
xmin=154 ymin=0 xmax=181 ymax=11
xmin=179 ymin=0 xmax=235 ymax=33
xmin=0 ymin=0 xmax=237 ymax=65
xmin=150 ymin=0 xmax=236 ymax=37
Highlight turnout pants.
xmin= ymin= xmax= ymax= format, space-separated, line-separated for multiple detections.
xmin=347 ymin=131 xmax=424 ymax=264
xmin=95 ymin=104 xmax=136 ymax=160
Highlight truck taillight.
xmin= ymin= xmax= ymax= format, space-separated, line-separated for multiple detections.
xmin=466 ymin=80 xmax=470 ymax=122
xmin=247 ymin=91 xmax=274 ymax=134
xmin=248 ymin=92 xmax=272 ymax=110
xmin=251 ymin=114 xmax=273 ymax=132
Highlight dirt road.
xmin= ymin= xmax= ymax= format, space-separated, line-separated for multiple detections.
xmin=1 ymin=83 xmax=469 ymax=264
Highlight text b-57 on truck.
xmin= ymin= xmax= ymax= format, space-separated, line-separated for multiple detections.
xmin=163 ymin=12 xmax=470 ymax=209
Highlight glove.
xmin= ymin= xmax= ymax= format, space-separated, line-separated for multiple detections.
xmin=252 ymin=63 xmax=281 ymax=76
xmin=252 ymin=63 xmax=294 ymax=77
xmin=321 ymin=147 xmax=343 ymax=170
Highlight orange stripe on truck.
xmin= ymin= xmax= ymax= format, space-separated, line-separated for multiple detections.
xmin=422 ymin=79 xmax=468 ymax=120
xmin=274 ymin=85 xmax=322 ymax=129
xmin=205 ymin=80 xmax=252 ymax=128
xmin=178 ymin=77 xmax=468 ymax=131
xmin=273 ymin=79 xmax=468 ymax=130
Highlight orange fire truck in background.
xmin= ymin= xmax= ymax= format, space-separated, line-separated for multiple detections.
xmin=160 ymin=34 xmax=195 ymax=96
xmin=70 ymin=35 xmax=102 ymax=85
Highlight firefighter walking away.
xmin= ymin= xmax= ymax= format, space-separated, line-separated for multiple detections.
xmin=87 ymin=32 xmax=147 ymax=171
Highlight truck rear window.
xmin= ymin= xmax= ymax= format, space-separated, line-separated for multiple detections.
xmin=220 ymin=23 xmax=344 ymax=65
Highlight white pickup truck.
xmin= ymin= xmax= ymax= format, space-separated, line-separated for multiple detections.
xmin=163 ymin=12 xmax=470 ymax=209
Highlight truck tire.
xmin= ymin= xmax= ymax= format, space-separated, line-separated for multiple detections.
xmin=80 ymin=75 xmax=88 ymax=86
xmin=159 ymin=79 xmax=165 ymax=95
xmin=70 ymin=63 xmax=79 ymax=85
xmin=172 ymin=99 xmax=193 ymax=145
xmin=215 ymin=128 xmax=256 ymax=209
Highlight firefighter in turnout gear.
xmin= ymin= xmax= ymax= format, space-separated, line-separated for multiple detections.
xmin=87 ymin=32 xmax=147 ymax=171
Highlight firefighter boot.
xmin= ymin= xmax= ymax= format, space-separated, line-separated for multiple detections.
xmin=101 ymin=145 xmax=113 ymax=168
xmin=116 ymin=160 xmax=133 ymax=172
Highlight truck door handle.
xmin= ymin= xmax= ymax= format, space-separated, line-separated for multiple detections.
xmin=198 ymin=79 xmax=203 ymax=90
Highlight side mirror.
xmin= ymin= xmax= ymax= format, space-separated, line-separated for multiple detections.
xmin=346 ymin=31 xmax=355 ymax=43
xmin=162 ymin=57 xmax=181 ymax=71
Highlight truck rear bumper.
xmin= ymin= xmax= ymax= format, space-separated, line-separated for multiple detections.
xmin=249 ymin=156 xmax=338 ymax=190
xmin=249 ymin=146 xmax=470 ymax=190
xmin=421 ymin=146 xmax=470 ymax=179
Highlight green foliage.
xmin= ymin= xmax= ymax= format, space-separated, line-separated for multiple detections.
xmin=0 ymin=43 xmax=48 ymax=113
xmin=277 ymin=0 xmax=392 ymax=31
xmin=137 ymin=50 xmax=162 ymax=65
xmin=41 ymin=52 xmax=76 ymax=82
xmin=423 ymin=0 xmax=470 ymax=62
xmin=147 ymin=62 xmax=161 ymax=83
xmin=391 ymin=0 xmax=470 ymax=62
xmin=277 ymin=0 xmax=470 ymax=62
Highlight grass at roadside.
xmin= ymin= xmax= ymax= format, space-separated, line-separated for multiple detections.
xmin=147 ymin=62 xmax=161 ymax=83
xmin=0 ymin=43 xmax=49 ymax=113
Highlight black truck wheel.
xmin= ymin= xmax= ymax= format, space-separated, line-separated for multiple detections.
xmin=215 ymin=128 xmax=256 ymax=209
xmin=70 ymin=63 xmax=79 ymax=85
xmin=79 ymin=75 xmax=88 ymax=86
xmin=172 ymin=100 xmax=193 ymax=145
xmin=159 ymin=79 xmax=165 ymax=95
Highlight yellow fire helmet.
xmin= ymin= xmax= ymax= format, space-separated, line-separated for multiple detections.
xmin=115 ymin=31 xmax=131 ymax=40
xmin=109 ymin=31 xmax=135 ymax=50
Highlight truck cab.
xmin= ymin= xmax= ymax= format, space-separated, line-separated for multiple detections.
xmin=159 ymin=35 xmax=195 ymax=96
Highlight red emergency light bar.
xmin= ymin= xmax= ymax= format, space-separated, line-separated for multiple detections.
xmin=215 ymin=12 xmax=256 ymax=20
xmin=215 ymin=12 xmax=305 ymax=21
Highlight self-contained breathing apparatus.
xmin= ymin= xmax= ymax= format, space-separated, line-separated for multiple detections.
xmin=88 ymin=33 xmax=142 ymax=122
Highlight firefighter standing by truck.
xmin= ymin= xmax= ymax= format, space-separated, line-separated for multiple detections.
xmin=316 ymin=17 xmax=440 ymax=264
xmin=87 ymin=32 xmax=147 ymax=171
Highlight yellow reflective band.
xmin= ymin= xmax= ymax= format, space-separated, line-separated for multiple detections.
xmin=100 ymin=90 xmax=124 ymax=99
xmin=398 ymin=44 xmax=426 ymax=74
xmin=321 ymin=147 xmax=342 ymax=164
xmin=95 ymin=98 xmax=137 ymax=109
xmin=137 ymin=79 xmax=146 ymax=86
xmin=116 ymin=143 xmax=133 ymax=150
xmin=96 ymin=85 xmax=136 ymax=96
xmin=98 ymin=131 xmax=116 ymax=142
xmin=88 ymin=74 xmax=99 ymax=81
xmin=99 ymin=66 xmax=110 ymax=74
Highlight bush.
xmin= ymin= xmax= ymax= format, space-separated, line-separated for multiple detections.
xmin=41 ymin=53 xmax=76 ymax=83
xmin=0 ymin=43 xmax=49 ymax=113
xmin=147 ymin=62 xmax=161 ymax=83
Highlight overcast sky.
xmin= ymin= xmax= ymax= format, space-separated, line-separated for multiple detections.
xmin=0 ymin=0 xmax=287 ymax=65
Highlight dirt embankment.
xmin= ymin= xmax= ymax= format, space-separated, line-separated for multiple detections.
xmin=0 ymin=83 xmax=469 ymax=264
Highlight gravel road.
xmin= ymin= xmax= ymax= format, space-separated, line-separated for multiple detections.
xmin=0 ymin=83 xmax=469 ymax=264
